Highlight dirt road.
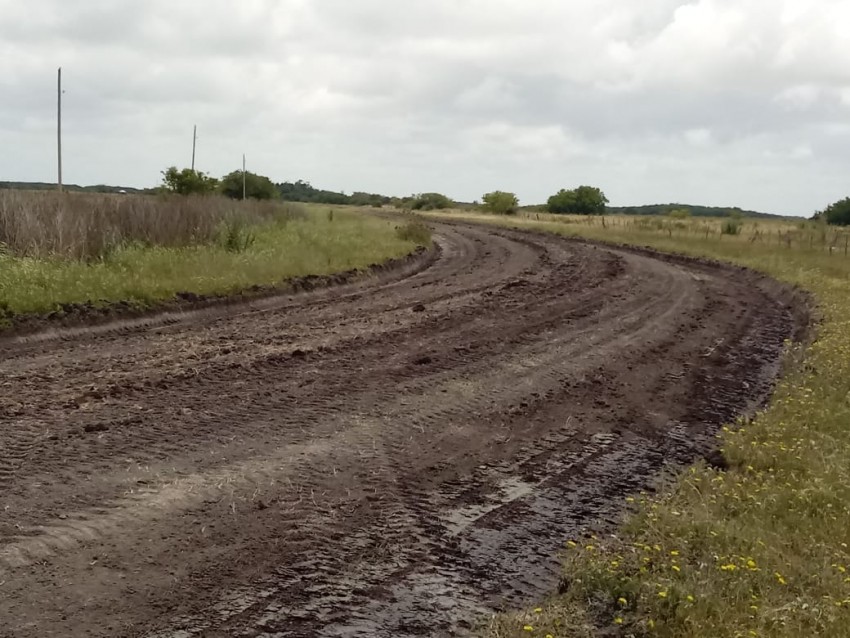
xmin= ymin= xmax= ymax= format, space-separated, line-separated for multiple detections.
xmin=0 ymin=220 xmax=803 ymax=637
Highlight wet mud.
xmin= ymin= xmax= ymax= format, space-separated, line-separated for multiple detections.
xmin=0 ymin=221 xmax=805 ymax=637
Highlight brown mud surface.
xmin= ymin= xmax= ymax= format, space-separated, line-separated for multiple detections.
xmin=0 ymin=221 xmax=806 ymax=637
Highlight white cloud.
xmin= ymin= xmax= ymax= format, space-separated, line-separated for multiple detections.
xmin=684 ymin=128 xmax=713 ymax=147
xmin=0 ymin=0 xmax=849 ymax=214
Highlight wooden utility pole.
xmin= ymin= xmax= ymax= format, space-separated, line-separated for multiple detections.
xmin=191 ymin=125 xmax=197 ymax=172
xmin=242 ymin=154 xmax=246 ymax=201
xmin=57 ymin=67 xmax=63 ymax=193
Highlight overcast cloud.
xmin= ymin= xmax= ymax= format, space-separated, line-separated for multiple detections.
xmin=1 ymin=0 xmax=849 ymax=215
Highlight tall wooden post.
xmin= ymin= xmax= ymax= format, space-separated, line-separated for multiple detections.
xmin=191 ymin=125 xmax=197 ymax=172
xmin=57 ymin=68 xmax=63 ymax=193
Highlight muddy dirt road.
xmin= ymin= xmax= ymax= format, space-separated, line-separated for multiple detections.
xmin=0 ymin=220 xmax=803 ymax=637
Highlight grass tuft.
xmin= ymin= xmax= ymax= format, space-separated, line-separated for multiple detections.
xmin=395 ymin=219 xmax=433 ymax=245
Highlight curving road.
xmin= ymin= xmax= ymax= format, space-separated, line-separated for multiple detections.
xmin=0 ymin=220 xmax=801 ymax=637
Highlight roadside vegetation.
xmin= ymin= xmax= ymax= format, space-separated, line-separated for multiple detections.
xmin=421 ymin=210 xmax=850 ymax=638
xmin=546 ymin=186 xmax=609 ymax=215
xmin=482 ymin=191 xmax=520 ymax=215
xmin=813 ymin=196 xmax=850 ymax=226
xmin=0 ymin=191 xmax=425 ymax=319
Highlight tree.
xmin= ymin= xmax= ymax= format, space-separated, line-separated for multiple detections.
xmin=161 ymin=167 xmax=219 ymax=195
xmin=276 ymin=180 xmax=350 ymax=205
xmin=410 ymin=192 xmax=453 ymax=211
xmin=349 ymin=191 xmax=391 ymax=207
xmin=547 ymin=189 xmax=577 ymax=214
xmin=547 ymin=185 xmax=608 ymax=215
xmin=819 ymin=197 xmax=850 ymax=226
xmin=482 ymin=191 xmax=519 ymax=215
xmin=220 ymin=170 xmax=278 ymax=200
xmin=572 ymin=185 xmax=609 ymax=214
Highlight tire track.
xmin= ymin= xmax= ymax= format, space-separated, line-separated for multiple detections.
xmin=0 ymin=219 xmax=804 ymax=637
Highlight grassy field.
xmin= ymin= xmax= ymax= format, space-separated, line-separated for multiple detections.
xmin=0 ymin=195 xmax=425 ymax=318
xmin=424 ymin=210 xmax=850 ymax=638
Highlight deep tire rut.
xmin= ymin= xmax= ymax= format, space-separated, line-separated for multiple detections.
xmin=0 ymin=220 xmax=805 ymax=637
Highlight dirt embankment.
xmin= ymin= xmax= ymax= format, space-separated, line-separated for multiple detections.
xmin=0 ymin=221 xmax=805 ymax=637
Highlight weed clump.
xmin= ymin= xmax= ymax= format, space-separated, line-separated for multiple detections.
xmin=721 ymin=219 xmax=742 ymax=235
xmin=395 ymin=220 xmax=432 ymax=245
xmin=218 ymin=217 xmax=256 ymax=253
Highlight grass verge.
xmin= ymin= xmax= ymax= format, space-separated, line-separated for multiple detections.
xmin=426 ymin=211 xmax=850 ymax=638
xmin=0 ymin=207 xmax=424 ymax=318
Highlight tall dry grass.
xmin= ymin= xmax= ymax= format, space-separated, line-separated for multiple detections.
xmin=0 ymin=206 xmax=419 ymax=316
xmin=0 ymin=190 xmax=303 ymax=260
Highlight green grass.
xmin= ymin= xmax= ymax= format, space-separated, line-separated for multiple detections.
xmin=425 ymin=211 xmax=850 ymax=638
xmin=0 ymin=207 xmax=421 ymax=317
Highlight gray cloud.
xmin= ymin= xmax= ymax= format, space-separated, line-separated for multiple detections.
xmin=1 ymin=0 xmax=849 ymax=215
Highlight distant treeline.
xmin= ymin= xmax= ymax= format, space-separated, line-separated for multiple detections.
xmin=0 ymin=180 xmax=781 ymax=218
xmin=519 ymin=203 xmax=779 ymax=218
xmin=0 ymin=181 xmax=143 ymax=194
xmin=607 ymin=203 xmax=778 ymax=219
xmin=276 ymin=180 xmax=391 ymax=207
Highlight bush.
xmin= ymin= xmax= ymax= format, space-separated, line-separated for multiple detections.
xmin=819 ymin=197 xmax=850 ymax=226
xmin=409 ymin=193 xmax=453 ymax=211
xmin=395 ymin=220 xmax=432 ymax=245
xmin=482 ymin=191 xmax=519 ymax=215
xmin=220 ymin=171 xmax=278 ymax=201
xmin=547 ymin=185 xmax=608 ymax=215
xmin=349 ymin=192 xmax=391 ymax=207
xmin=721 ymin=219 xmax=742 ymax=235
xmin=161 ymin=167 xmax=219 ymax=195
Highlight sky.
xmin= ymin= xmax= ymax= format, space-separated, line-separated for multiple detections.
xmin=1 ymin=1 xmax=849 ymax=215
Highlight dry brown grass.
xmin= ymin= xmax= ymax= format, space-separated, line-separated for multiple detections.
xmin=0 ymin=190 xmax=303 ymax=260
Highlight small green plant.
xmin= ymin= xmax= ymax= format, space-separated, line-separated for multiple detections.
xmin=395 ymin=220 xmax=432 ymax=245
xmin=218 ymin=218 xmax=256 ymax=253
